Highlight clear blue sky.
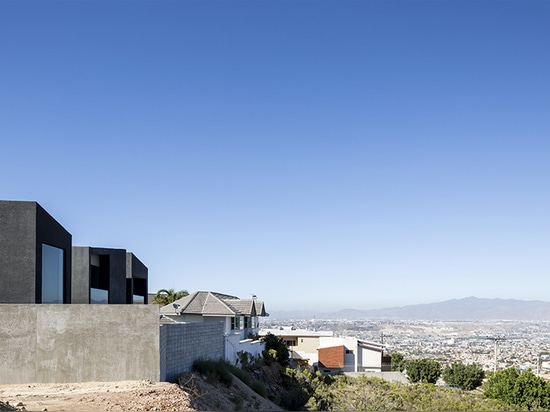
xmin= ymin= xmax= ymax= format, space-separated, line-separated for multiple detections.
xmin=1 ymin=0 xmax=549 ymax=311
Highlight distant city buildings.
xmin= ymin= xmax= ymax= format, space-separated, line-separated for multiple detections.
xmin=263 ymin=318 xmax=550 ymax=375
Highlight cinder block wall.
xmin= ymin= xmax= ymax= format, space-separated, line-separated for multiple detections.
xmin=160 ymin=322 xmax=224 ymax=382
xmin=0 ymin=304 xmax=160 ymax=384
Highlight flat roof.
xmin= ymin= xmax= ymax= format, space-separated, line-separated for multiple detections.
xmin=259 ymin=328 xmax=334 ymax=337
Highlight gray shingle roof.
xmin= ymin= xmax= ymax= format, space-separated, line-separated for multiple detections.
xmin=224 ymin=299 xmax=256 ymax=316
xmin=254 ymin=300 xmax=268 ymax=317
xmin=159 ymin=291 xmax=268 ymax=317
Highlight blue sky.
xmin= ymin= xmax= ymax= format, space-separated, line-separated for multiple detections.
xmin=1 ymin=0 xmax=549 ymax=311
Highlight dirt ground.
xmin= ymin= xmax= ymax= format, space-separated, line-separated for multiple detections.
xmin=0 ymin=374 xmax=283 ymax=412
xmin=0 ymin=380 xmax=191 ymax=412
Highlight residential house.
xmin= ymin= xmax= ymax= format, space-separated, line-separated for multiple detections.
xmin=318 ymin=336 xmax=391 ymax=374
xmin=0 ymin=200 xmax=72 ymax=304
xmin=0 ymin=199 xmax=269 ymax=383
xmin=260 ymin=327 xmax=391 ymax=375
xmin=72 ymin=246 xmax=148 ymax=304
xmin=160 ymin=291 xmax=268 ymax=365
xmin=0 ymin=200 xmax=148 ymax=305
xmin=259 ymin=327 xmax=333 ymax=366
xmin=0 ymin=200 xmax=159 ymax=384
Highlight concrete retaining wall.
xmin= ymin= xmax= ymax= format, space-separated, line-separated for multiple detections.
xmin=0 ymin=304 xmax=160 ymax=384
xmin=160 ymin=322 xmax=224 ymax=382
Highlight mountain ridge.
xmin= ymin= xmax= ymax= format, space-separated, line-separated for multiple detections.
xmin=269 ymin=297 xmax=550 ymax=321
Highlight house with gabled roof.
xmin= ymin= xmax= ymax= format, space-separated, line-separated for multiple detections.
xmin=159 ymin=291 xmax=268 ymax=365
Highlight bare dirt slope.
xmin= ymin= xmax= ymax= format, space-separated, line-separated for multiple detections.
xmin=0 ymin=374 xmax=283 ymax=412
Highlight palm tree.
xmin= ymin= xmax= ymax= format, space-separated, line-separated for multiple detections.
xmin=152 ymin=288 xmax=189 ymax=306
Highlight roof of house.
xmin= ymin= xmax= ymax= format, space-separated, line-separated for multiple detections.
xmin=225 ymin=298 xmax=256 ymax=316
xmin=358 ymin=340 xmax=385 ymax=352
xmin=159 ymin=291 xmax=268 ymax=317
xmin=318 ymin=345 xmax=345 ymax=369
xmin=253 ymin=300 xmax=268 ymax=317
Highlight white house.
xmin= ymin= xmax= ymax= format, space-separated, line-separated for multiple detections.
xmin=260 ymin=328 xmax=390 ymax=375
xmin=160 ymin=291 xmax=268 ymax=365
xmin=317 ymin=336 xmax=390 ymax=374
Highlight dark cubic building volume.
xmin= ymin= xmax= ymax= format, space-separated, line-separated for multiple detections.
xmin=0 ymin=200 xmax=147 ymax=305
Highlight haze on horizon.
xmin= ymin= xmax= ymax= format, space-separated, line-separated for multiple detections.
xmin=1 ymin=1 xmax=548 ymax=312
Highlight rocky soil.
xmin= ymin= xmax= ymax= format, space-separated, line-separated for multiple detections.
xmin=0 ymin=373 xmax=283 ymax=412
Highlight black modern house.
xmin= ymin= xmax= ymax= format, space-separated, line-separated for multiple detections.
xmin=0 ymin=200 xmax=72 ymax=304
xmin=0 ymin=200 xmax=147 ymax=304
xmin=72 ymin=247 xmax=148 ymax=304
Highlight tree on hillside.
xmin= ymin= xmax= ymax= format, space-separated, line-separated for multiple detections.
xmin=406 ymin=359 xmax=441 ymax=384
xmin=443 ymin=362 xmax=485 ymax=391
xmin=390 ymin=352 xmax=405 ymax=372
xmin=484 ymin=367 xmax=550 ymax=410
xmin=151 ymin=288 xmax=189 ymax=306
xmin=261 ymin=332 xmax=289 ymax=366
xmin=483 ymin=367 xmax=519 ymax=405
xmin=513 ymin=368 xmax=550 ymax=410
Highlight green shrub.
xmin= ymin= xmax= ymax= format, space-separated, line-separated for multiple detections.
xmin=192 ymin=358 xmax=232 ymax=386
xmin=406 ymin=358 xmax=442 ymax=384
xmin=484 ymin=367 xmax=550 ymax=409
xmin=391 ymin=352 xmax=406 ymax=372
xmin=235 ymin=350 xmax=256 ymax=370
xmin=443 ymin=362 xmax=485 ymax=391
xmin=262 ymin=333 xmax=289 ymax=365
xmin=279 ymin=385 xmax=311 ymax=411
xmin=231 ymin=394 xmax=244 ymax=411
xmin=251 ymin=381 xmax=267 ymax=397
xmin=290 ymin=367 xmax=514 ymax=411
xmin=228 ymin=364 xmax=251 ymax=386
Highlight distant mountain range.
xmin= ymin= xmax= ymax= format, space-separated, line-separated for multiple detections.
xmin=269 ymin=297 xmax=550 ymax=321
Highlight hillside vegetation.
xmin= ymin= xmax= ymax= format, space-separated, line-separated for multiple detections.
xmin=189 ymin=358 xmax=517 ymax=411
xmin=289 ymin=371 xmax=516 ymax=411
xmin=186 ymin=335 xmax=548 ymax=411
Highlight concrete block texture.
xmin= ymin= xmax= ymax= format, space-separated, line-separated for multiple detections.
xmin=0 ymin=304 xmax=160 ymax=384
xmin=71 ymin=247 xmax=91 ymax=303
xmin=160 ymin=322 xmax=224 ymax=382
xmin=0 ymin=201 xmax=38 ymax=303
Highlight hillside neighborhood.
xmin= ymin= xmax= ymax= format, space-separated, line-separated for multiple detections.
xmin=3 ymin=200 xmax=550 ymax=411
xmin=0 ymin=200 xmax=403 ymax=386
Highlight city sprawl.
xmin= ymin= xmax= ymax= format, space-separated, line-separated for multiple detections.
xmin=264 ymin=318 xmax=550 ymax=373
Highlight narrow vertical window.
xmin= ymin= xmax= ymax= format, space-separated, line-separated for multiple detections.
xmin=90 ymin=254 xmax=109 ymax=304
xmin=42 ymin=244 xmax=64 ymax=303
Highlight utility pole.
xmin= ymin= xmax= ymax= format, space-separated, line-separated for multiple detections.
xmin=486 ymin=336 xmax=506 ymax=373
